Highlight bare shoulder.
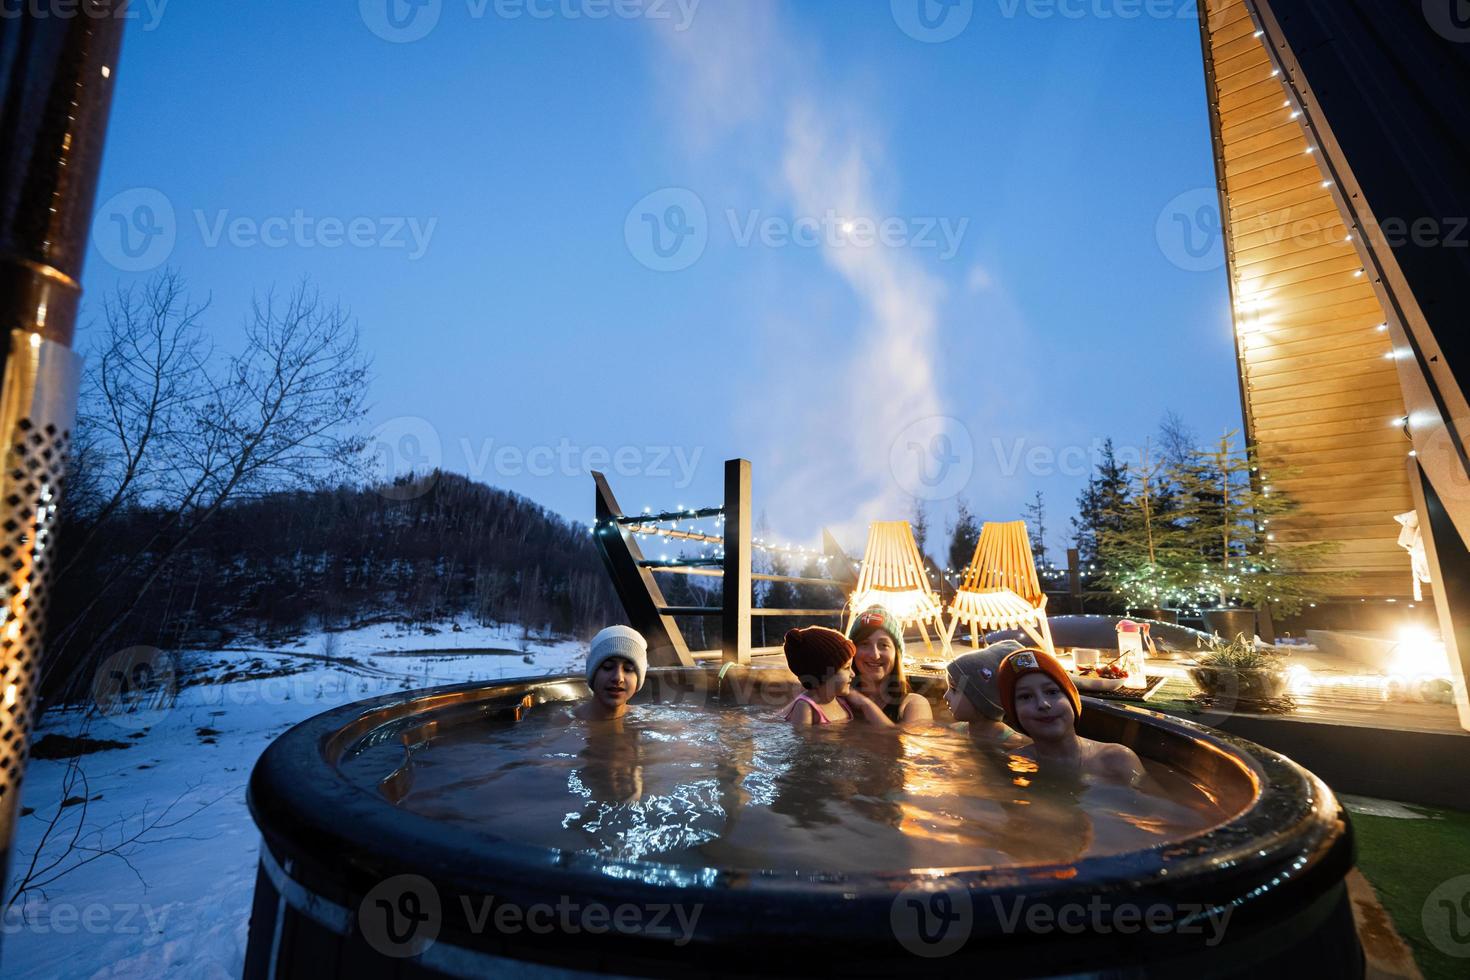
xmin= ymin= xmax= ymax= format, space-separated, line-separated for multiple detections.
xmin=900 ymin=692 xmax=934 ymax=723
xmin=788 ymin=699 xmax=815 ymax=726
xmin=1094 ymin=742 xmax=1145 ymax=784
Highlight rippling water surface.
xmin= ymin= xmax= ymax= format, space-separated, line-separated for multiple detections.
xmin=362 ymin=703 xmax=1230 ymax=872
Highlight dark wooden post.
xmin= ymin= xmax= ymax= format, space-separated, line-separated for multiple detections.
xmin=592 ymin=472 xmax=693 ymax=667
xmin=722 ymin=459 xmax=752 ymax=665
xmin=926 ymin=554 xmax=954 ymax=604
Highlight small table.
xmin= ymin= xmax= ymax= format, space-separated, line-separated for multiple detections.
xmin=1082 ymin=675 xmax=1170 ymax=702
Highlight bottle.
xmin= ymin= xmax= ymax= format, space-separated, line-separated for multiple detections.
xmin=1116 ymin=620 xmax=1147 ymax=691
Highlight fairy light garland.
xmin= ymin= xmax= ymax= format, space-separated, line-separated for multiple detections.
xmin=589 ymin=507 xmax=850 ymax=566
xmin=586 ymin=484 xmax=1321 ymax=618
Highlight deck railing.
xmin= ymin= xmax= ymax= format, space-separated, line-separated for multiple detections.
xmin=592 ymin=459 xmax=856 ymax=666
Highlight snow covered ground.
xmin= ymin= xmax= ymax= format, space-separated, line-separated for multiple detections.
xmin=0 ymin=619 xmax=588 ymax=978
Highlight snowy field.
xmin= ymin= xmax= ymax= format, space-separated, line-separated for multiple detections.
xmin=1 ymin=620 xmax=588 ymax=978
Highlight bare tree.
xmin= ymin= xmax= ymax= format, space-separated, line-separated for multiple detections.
xmin=48 ymin=274 xmax=372 ymax=701
xmin=1158 ymin=410 xmax=1196 ymax=472
xmin=5 ymin=751 xmax=225 ymax=911
xmin=567 ymin=569 xmax=603 ymax=641
xmin=60 ymin=273 xmax=210 ymax=572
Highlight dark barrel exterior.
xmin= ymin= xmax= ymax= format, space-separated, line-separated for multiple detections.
xmin=244 ymin=667 xmax=1362 ymax=978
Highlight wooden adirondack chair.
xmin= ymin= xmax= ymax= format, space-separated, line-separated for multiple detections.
xmin=848 ymin=521 xmax=949 ymax=656
xmin=944 ymin=520 xmax=1055 ymax=655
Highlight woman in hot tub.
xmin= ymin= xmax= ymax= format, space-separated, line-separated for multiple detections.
xmin=846 ymin=605 xmax=932 ymax=725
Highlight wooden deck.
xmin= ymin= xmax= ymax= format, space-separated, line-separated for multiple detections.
xmin=1141 ymin=668 xmax=1464 ymax=737
xmin=908 ymin=653 xmax=1468 ymax=809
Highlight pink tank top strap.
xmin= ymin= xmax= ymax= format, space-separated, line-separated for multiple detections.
xmin=784 ymin=692 xmax=832 ymax=724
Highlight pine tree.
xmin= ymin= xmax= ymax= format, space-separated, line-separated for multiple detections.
xmin=911 ymin=499 xmax=931 ymax=559
xmin=947 ymin=499 xmax=980 ymax=580
xmin=752 ymin=510 xmax=775 ymax=607
xmin=1097 ymin=441 xmax=1192 ymax=611
xmin=1170 ymin=431 xmax=1341 ymax=614
xmin=1072 ymin=481 xmax=1101 ymax=568
xmin=661 ymin=570 xmax=708 ymax=649
xmin=1072 ymin=439 xmax=1130 ymax=574
xmin=1023 ymin=491 xmax=1049 ymax=571
xmin=1150 ymin=412 xmax=1190 ymax=527
xmin=763 ymin=552 xmax=798 ymax=638
xmin=793 ymin=556 xmax=843 ymax=618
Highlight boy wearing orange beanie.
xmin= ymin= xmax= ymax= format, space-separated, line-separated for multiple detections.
xmin=996 ymin=648 xmax=1145 ymax=785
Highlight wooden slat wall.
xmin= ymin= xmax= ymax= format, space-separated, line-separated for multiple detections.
xmin=1202 ymin=0 xmax=1415 ymax=598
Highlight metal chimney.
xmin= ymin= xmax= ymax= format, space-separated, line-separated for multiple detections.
xmin=0 ymin=0 xmax=126 ymax=906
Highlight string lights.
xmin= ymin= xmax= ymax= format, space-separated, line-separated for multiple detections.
xmin=591 ymin=507 xmax=847 ymax=566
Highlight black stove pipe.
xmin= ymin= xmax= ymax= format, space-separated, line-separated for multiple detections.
xmin=0 ymin=0 xmax=127 ymax=921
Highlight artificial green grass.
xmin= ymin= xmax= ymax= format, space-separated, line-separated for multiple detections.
xmin=1352 ymin=803 xmax=1470 ymax=980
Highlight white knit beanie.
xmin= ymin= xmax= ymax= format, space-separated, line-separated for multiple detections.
xmin=586 ymin=625 xmax=649 ymax=691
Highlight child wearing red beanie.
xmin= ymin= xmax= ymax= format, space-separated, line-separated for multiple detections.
xmin=996 ymin=648 xmax=1145 ymax=785
xmin=781 ymin=626 xmax=891 ymax=727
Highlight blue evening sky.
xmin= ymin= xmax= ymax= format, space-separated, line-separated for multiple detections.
xmin=83 ymin=0 xmax=1237 ymax=557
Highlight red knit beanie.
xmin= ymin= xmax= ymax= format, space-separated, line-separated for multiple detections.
xmin=783 ymin=626 xmax=855 ymax=689
xmin=997 ymin=648 xmax=1081 ymax=735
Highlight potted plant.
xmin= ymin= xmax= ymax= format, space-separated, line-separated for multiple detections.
xmin=1187 ymin=632 xmax=1291 ymax=703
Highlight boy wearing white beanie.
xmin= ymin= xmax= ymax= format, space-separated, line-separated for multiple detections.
xmin=574 ymin=625 xmax=649 ymax=721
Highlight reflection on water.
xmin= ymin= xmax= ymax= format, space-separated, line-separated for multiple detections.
xmin=380 ymin=703 xmax=1228 ymax=873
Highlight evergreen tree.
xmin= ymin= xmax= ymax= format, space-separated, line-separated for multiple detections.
xmin=1072 ymin=481 xmax=1101 ymax=568
xmin=1170 ymin=431 xmax=1341 ymax=614
xmin=793 ymin=556 xmax=844 ymax=620
xmin=660 ymin=570 xmax=710 ymax=650
xmin=1150 ymin=412 xmax=1192 ymax=525
xmin=762 ymin=552 xmax=798 ymax=638
xmin=1072 ymin=439 xmax=1130 ymax=573
xmin=1023 ymin=491 xmax=1049 ymax=571
xmin=752 ymin=510 xmax=775 ymax=607
xmin=911 ymin=499 xmax=931 ymax=560
xmin=947 ymin=499 xmax=980 ymax=579
xmin=752 ymin=512 xmax=776 ymax=646
xmin=1097 ymin=441 xmax=1193 ymax=611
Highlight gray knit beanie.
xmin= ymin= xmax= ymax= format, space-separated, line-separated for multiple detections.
xmin=586 ymin=625 xmax=649 ymax=692
xmin=946 ymin=639 xmax=1025 ymax=721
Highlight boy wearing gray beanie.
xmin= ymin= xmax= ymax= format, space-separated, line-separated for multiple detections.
xmin=944 ymin=639 xmax=1028 ymax=746
xmin=575 ymin=625 xmax=649 ymax=721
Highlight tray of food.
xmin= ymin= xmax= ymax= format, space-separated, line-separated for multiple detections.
xmin=1069 ymin=663 xmax=1129 ymax=693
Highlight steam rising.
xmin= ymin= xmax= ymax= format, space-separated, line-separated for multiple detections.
xmin=649 ymin=6 xmax=952 ymax=549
